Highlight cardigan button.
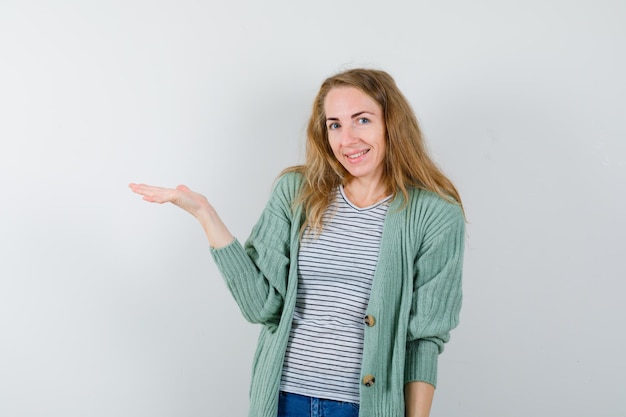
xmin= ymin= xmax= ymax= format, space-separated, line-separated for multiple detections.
xmin=362 ymin=374 xmax=375 ymax=387
xmin=364 ymin=314 xmax=376 ymax=327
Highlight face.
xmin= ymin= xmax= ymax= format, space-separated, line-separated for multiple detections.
xmin=324 ymin=87 xmax=386 ymax=185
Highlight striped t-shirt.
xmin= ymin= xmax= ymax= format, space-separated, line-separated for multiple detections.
xmin=279 ymin=186 xmax=391 ymax=404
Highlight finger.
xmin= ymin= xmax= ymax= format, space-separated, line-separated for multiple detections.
xmin=129 ymin=184 xmax=176 ymax=203
xmin=129 ymin=183 xmax=153 ymax=194
xmin=142 ymin=194 xmax=170 ymax=204
xmin=143 ymin=190 xmax=178 ymax=203
xmin=129 ymin=183 xmax=169 ymax=196
xmin=132 ymin=183 xmax=167 ymax=191
xmin=176 ymin=184 xmax=190 ymax=192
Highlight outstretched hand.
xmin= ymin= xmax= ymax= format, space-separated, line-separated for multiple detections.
xmin=128 ymin=183 xmax=210 ymax=219
xmin=129 ymin=182 xmax=235 ymax=248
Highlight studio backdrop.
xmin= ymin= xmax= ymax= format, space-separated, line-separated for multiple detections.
xmin=1 ymin=1 xmax=624 ymax=416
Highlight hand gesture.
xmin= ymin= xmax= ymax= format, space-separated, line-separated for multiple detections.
xmin=128 ymin=183 xmax=234 ymax=248
xmin=128 ymin=183 xmax=209 ymax=218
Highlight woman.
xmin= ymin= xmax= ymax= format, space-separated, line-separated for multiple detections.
xmin=129 ymin=68 xmax=465 ymax=417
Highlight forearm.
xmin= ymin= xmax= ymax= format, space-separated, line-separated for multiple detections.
xmin=404 ymin=381 xmax=435 ymax=417
xmin=195 ymin=205 xmax=235 ymax=248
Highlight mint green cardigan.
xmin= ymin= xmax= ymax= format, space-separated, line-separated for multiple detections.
xmin=211 ymin=172 xmax=465 ymax=417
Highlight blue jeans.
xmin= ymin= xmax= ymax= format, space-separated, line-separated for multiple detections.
xmin=277 ymin=391 xmax=359 ymax=417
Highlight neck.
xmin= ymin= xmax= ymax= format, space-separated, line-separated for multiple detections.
xmin=343 ymin=178 xmax=390 ymax=208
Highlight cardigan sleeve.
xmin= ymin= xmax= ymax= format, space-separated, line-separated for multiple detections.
xmin=210 ymin=174 xmax=298 ymax=329
xmin=404 ymin=201 xmax=465 ymax=387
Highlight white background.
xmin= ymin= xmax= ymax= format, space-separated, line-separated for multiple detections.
xmin=1 ymin=1 xmax=624 ymax=416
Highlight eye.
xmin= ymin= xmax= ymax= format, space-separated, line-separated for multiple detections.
xmin=327 ymin=122 xmax=340 ymax=130
xmin=357 ymin=117 xmax=370 ymax=125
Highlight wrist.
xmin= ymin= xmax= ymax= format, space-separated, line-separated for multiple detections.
xmin=196 ymin=205 xmax=234 ymax=248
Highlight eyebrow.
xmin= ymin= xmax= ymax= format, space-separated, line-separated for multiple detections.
xmin=326 ymin=111 xmax=374 ymax=122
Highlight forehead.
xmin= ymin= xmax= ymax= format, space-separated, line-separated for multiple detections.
xmin=324 ymin=87 xmax=381 ymax=115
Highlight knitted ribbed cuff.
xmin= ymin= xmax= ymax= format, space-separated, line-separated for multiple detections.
xmin=210 ymin=239 xmax=249 ymax=278
xmin=404 ymin=339 xmax=439 ymax=388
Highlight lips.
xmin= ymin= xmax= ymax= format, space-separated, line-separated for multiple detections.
xmin=346 ymin=149 xmax=370 ymax=159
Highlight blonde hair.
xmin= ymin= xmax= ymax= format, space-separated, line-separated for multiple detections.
xmin=284 ymin=68 xmax=463 ymax=233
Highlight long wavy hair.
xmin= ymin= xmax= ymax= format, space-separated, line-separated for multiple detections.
xmin=284 ymin=68 xmax=463 ymax=233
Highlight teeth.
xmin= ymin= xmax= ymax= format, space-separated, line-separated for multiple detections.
xmin=348 ymin=150 xmax=368 ymax=159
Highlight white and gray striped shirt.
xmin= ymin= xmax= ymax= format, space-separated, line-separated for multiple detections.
xmin=279 ymin=186 xmax=391 ymax=403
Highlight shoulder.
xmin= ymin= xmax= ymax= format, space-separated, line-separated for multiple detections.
xmin=404 ymin=188 xmax=465 ymax=236
xmin=261 ymin=170 xmax=304 ymax=218
xmin=275 ymin=170 xmax=304 ymax=188
xmin=272 ymin=170 xmax=304 ymax=200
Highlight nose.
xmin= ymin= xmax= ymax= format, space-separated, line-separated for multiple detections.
xmin=339 ymin=125 xmax=357 ymax=145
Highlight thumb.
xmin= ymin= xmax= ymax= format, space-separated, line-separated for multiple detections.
xmin=176 ymin=184 xmax=190 ymax=192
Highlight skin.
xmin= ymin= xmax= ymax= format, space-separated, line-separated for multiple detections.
xmin=405 ymin=381 xmax=435 ymax=417
xmin=128 ymin=183 xmax=234 ymax=249
xmin=129 ymin=86 xmax=436 ymax=416
xmin=324 ymin=86 xmax=388 ymax=207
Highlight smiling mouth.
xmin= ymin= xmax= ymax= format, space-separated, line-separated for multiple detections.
xmin=347 ymin=149 xmax=369 ymax=159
